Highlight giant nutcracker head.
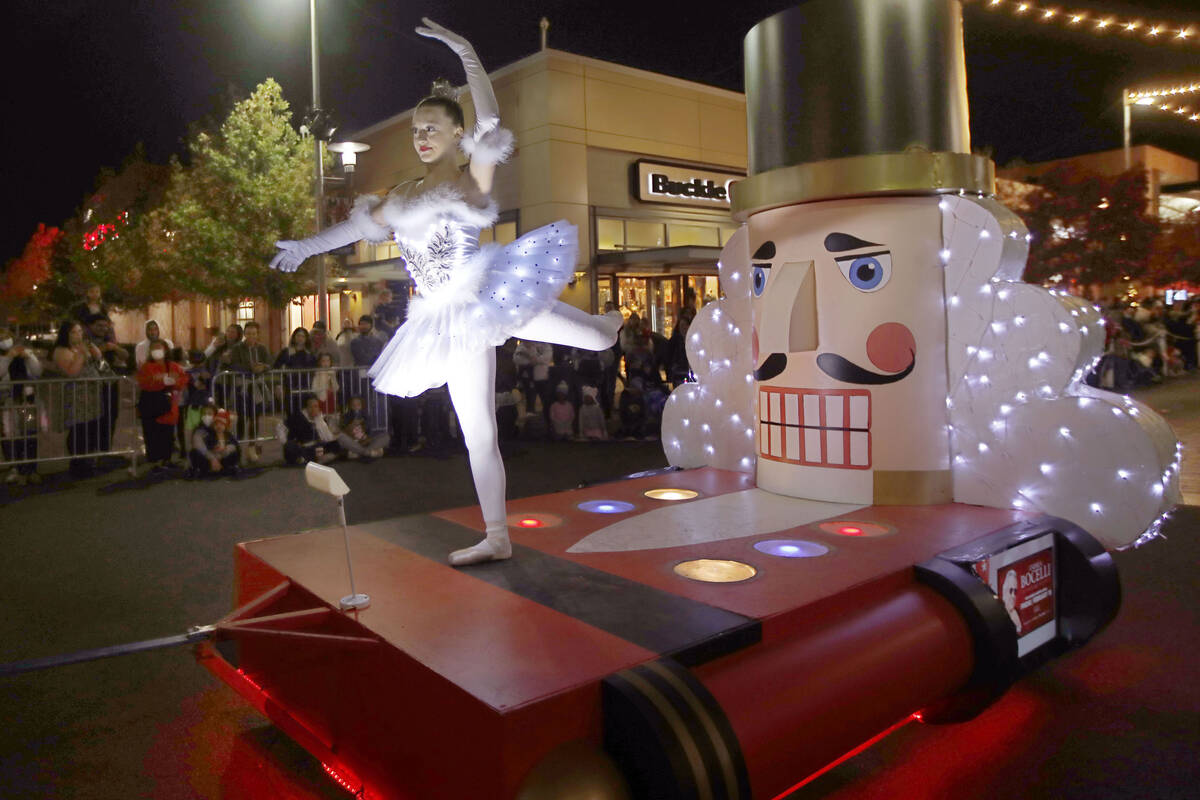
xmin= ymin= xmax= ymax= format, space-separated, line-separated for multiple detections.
xmin=662 ymin=0 xmax=1179 ymax=548
xmin=734 ymin=0 xmax=989 ymax=505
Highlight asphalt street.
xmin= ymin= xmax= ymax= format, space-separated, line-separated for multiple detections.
xmin=0 ymin=374 xmax=1196 ymax=798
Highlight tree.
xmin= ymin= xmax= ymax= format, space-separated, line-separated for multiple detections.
xmin=1147 ymin=208 xmax=1200 ymax=287
xmin=0 ymin=223 xmax=64 ymax=325
xmin=1010 ymin=166 xmax=1159 ymax=288
xmin=154 ymin=78 xmax=325 ymax=306
xmin=57 ymin=148 xmax=172 ymax=310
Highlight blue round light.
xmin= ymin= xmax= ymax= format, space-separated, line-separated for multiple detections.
xmin=753 ymin=539 xmax=829 ymax=558
xmin=578 ymin=500 xmax=636 ymax=514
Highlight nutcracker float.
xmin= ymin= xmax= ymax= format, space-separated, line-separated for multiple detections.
xmin=177 ymin=2 xmax=1180 ymax=798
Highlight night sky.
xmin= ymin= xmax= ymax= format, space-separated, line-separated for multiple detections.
xmin=5 ymin=0 xmax=1198 ymax=263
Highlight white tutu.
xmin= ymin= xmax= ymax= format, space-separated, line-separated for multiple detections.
xmin=369 ymin=221 xmax=577 ymax=397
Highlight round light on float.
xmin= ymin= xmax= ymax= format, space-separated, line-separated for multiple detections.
xmin=577 ymin=500 xmax=636 ymax=514
xmin=673 ymin=559 xmax=757 ymax=583
xmin=644 ymin=488 xmax=699 ymax=501
xmin=506 ymin=512 xmax=563 ymax=529
xmin=817 ymin=520 xmax=894 ymax=538
xmin=754 ymin=539 xmax=829 ymax=558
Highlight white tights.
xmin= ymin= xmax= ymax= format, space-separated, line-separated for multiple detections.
xmin=446 ymin=302 xmax=620 ymax=565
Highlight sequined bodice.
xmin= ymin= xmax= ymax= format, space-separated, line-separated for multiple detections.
xmin=394 ymin=218 xmax=482 ymax=295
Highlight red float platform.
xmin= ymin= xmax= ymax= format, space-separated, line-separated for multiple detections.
xmin=196 ymin=467 xmax=1108 ymax=799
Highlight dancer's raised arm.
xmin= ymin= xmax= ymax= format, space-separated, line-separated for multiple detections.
xmin=416 ymin=18 xmax=512 ymax=194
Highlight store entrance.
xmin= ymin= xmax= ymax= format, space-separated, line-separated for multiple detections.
xmin=599 ymin=275 xmax=721 ymax=336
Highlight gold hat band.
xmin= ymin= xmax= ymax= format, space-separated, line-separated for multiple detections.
xmin=731 ymin=151 xmax=995 ymax=221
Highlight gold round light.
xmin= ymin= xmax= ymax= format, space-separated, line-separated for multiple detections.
xmin=644 ymin=488 xmax=700 ymax=501
xmin=673 ymin=559 xmax=757 ymax=583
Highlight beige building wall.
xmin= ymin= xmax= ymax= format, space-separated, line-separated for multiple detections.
xmin=996 ymin=145 xmax=1199 ymax=214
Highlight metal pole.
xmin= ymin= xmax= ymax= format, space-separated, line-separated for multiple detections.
xmin=311 ymin=0 xmax=328 ymax=326
xmin=338 ymin=496 xmax=369 ymax=611
xmin=1122 ymin=88 xmax=1132 ymax=171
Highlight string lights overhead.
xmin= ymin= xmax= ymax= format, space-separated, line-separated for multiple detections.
xmin=1126 ymin=80 xmax=1200 ymax=124
xmin=980 ymin=0 xmax=1198 ymax=48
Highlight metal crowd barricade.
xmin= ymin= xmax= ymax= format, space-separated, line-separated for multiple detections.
xmin=0 ymin=373 xmax=139 ymax=474
xmin=210 ymin=366 xmax=390 ymax=446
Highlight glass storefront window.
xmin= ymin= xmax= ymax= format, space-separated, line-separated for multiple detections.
xmin=668 ymin=223 xmax=719 ymax=247
xmin=597 ymin=218 xmax=625 ymax=251
xmin=626 ymin=220 xmax=665 ymax=250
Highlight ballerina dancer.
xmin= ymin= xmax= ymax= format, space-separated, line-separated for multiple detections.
xmin=270 ymin=18 xmax=622 ymax=566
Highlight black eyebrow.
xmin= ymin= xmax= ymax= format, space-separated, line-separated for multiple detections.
xmin=752 ymin=241 xmax=776 ymax=260
xmin=824 ymin=232 xmax=881 ymax=253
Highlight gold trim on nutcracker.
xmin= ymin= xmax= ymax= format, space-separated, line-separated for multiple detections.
xmin=872 ymin=469 xmax=955 ymax=506
xmin=731 ymin=152 xmax=995 ymax=220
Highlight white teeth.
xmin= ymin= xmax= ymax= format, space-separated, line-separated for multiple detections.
xmin=803 ymin=394 xmax=820 ymax=426
xmin=824 ymin=396 xmax=844 ymax=428
xmin=825 ymin=430 xmax=845 ymax=464
xmin=758 ymin=388 xmax=871 ymax=468
xmin=785 ymin=427 xmax=800 ymax=460
xmin=850 ymin=395 xmax=869 ymax=428
xmin=850 ymin=432 xmax=869 ymax=465
xmin=804 ymin=429 xmax=822 ymax=462
xmin=784 ymin=393 xmax=799 ymax=425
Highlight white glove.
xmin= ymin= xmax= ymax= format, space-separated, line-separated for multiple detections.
xmin=415 ymin=17 xmax=499 ymax=136
xmin=269 ymin=219 xmax=363 ymax=273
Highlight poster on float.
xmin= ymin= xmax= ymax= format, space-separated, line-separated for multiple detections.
xmin=973 ymin=534 xmax=1057 ymax=657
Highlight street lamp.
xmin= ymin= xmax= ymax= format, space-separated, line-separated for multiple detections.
xmin=307 ymin=0 xmax=331 ymax=326
xmin=328 ymin=141 xmax=371 ymax=175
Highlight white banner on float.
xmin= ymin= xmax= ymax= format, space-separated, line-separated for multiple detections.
xmin=973 ymin=533 xmax=1057 ymax=657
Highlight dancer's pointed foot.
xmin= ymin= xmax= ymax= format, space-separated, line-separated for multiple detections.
xmin=448 ymin=526 xmax=512 ymax=566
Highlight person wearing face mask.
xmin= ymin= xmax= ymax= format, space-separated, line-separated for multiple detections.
xmin=188 ymin=406 xmax=240 ymax=478
xmin=134 ymin=319 xmax=174 ymax=369
xmin=136 ymin=340 xmax=189 ymax=472
xmin=1 ymin=327 xmax=44 ymax=486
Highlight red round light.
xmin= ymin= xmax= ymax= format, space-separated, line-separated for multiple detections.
xmin=839 ymin=526 xmax=864 ymax=536
xmin=519 ymin=518 xmax=543 ymax=528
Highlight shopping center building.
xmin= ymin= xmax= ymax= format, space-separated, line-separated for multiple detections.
xmin=343 ymin=45 xmax=748 ymax=337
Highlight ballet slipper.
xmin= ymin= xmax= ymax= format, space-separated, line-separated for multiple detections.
xmin=449 ymin=523 xmax=512 ymax=566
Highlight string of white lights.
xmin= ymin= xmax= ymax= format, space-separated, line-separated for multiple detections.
xmin=979 ymin=0 xmax=1198 ymax=46
xmin=1127 ymin=80 xmax=1200 ymax=124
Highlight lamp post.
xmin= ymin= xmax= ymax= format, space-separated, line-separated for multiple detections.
xmin=309 ymin=0 xmax=329 ymax=327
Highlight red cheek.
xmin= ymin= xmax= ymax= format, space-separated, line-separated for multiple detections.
xmin=866 ymin=322 xmax=916 ymax=373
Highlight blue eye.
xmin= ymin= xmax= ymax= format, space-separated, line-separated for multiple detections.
xmin=835 ymin=251 xmax=892 ymax=293
xmin=752 ymin=265 xmax=769 ymax=296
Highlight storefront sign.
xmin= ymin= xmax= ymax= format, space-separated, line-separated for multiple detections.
xmin=634 ymin=160 xmax=743 ymax=210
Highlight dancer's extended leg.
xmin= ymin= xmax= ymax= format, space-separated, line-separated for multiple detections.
xmin=446 ymin=349 xmax=512 ymax=566
xmin=510 ymin=301 xmax=622 ymax=351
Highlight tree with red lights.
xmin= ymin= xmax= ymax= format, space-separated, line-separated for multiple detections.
xmin=1011 ymin=166 xmax=1159 ymax=288
xmin=1146 ymin=208 xmax=1200 ymax=287
xmin=0 ymin=223 xmax=64 ymax=324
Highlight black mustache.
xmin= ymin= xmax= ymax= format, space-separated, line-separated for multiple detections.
xmin=753 ymin=352 xmax=787 ymax=381
xmin=816 ymin=351 xmax=915 ymax=385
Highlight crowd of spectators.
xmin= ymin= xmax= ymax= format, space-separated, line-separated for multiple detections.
xmin=1093 ymin=297 xmax=1200 ymax=391
xmin=1 ymin=282 xmax=703 ymax=486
